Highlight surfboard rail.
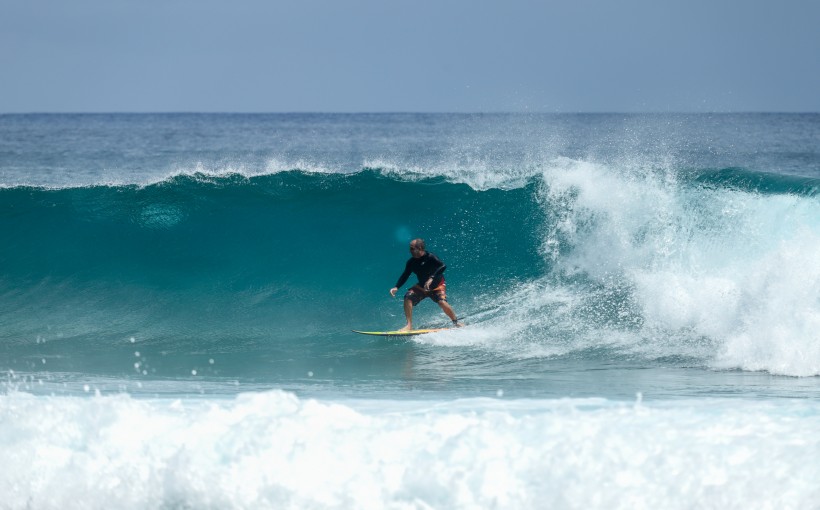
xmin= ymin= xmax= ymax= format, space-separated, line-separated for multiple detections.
xmin=352 ymin=328 xmax=450 ymax=336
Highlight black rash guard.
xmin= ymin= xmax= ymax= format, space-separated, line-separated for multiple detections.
xmin=395 ymin=252 xmax=447 ymax=289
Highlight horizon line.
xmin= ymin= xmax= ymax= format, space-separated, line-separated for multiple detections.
xmin=2 ymin=110 xmax=819 ymax=116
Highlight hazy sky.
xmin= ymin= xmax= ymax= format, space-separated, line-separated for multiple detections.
xmin=2 ymin=0 xmax=819 ymax=113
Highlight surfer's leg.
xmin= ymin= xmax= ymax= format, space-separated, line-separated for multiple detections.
xmin=399 ymin=297 xmax=414 ymax=331
xmin=400 ymin=286 xmax=425 ymax=331
xmin=430 ymin=283 xmax=460 ymax=326
xmin=437 ymin=300 xmax=459 ymax=325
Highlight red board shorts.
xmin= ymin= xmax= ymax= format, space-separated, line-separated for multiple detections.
xmin=404 ymin=280 xmax=447 ymax=306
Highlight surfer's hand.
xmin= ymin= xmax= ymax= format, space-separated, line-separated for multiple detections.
xmin=424 ymin=279 xmax=432 ymax=291
xmin=390 ymin=287 xmax=398 ymax=297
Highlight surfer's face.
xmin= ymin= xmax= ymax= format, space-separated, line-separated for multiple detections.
xmin=409 ymin=244 xmax=424 ymax=258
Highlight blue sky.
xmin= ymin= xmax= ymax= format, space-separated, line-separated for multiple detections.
xmin=2 ymin=0 xmax=819 ymax=112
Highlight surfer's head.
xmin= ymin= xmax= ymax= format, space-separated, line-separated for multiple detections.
xmin=409 ymin=238 xmax=426 ymax=257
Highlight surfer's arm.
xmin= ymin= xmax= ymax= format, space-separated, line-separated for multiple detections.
xmin=424 ymin=255 xmax=447 ymax=289
xmin=394 ymin=260 xmax=413 ymax=289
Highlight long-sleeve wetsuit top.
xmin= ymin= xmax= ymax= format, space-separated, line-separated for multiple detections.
xmin=395 ymin=252 xmax=447 ymax=289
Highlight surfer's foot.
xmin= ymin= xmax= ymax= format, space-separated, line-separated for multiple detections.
xmin=398 ymin=324 xmax=413 ymax=332
xmin=452 ymin=320 xmax=464 ymax=328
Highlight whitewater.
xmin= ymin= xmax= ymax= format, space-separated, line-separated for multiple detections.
xmin=1 ymin=113 xmax=819 ymax=509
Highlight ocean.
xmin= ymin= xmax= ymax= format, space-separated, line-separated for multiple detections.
xmin=1 ymin=113 xmax=818 ymax=509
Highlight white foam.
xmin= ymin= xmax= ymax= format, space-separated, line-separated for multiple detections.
xmin=264 ymin=157 xmax=343 ymax=176
xmin=532 ymin=158 xmax=820 ymax=376
xmin=154 ymin=156 xmax=540 ymax=190
xmin=365 ymin=158 xmax=543 ymax=191
xmin=714 ymin=229 xmax=820 ymax=376
xmin=1 ymin=390 xmax=818 ymax=509
xmin=0 ymin=157 xmax=348 ymax=190
xmin=140 ymin=158 xmax=340 ymax=187
xmin=3 ymin=153 xmax=548 ymax=191
xmin=415 ymin=282 xmax=585 ymax=358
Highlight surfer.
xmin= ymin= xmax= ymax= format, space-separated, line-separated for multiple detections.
xmin=390 ymin=238 xmax=461 ymax=331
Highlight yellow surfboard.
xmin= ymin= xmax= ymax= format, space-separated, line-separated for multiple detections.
xmin=352 ymin=328 xmax=451 ymax=337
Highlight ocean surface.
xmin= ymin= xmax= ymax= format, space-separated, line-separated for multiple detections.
xmin=1 ymin=113 xmax=819 ymax=509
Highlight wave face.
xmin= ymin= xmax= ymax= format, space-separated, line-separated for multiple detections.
xmin=1 ymin=158 xmax=818 ymax=379
xmin=0 ymin=170 xmax=545 ymax=381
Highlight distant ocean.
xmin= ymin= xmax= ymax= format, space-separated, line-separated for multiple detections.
xmin=1 ymin=113 xmax=818 ymax=509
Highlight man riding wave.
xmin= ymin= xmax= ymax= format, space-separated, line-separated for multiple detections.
xmin=390 ymin=238 xmax=461 ymax=331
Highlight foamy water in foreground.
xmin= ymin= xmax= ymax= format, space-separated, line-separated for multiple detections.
xmin=2 ymin=390 xmax=819 ymax=510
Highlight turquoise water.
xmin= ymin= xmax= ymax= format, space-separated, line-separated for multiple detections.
xmin=1 ymin=113 xmax=819 ymax=508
